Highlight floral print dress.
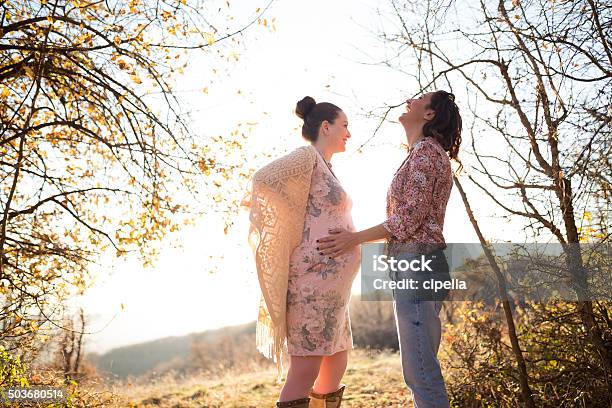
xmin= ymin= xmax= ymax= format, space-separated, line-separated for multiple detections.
xmin=286 ymin=151 xmax=360 ymax=356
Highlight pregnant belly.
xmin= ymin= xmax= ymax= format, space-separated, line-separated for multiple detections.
xmin=308 ymin=214 xmax=355 ymax=239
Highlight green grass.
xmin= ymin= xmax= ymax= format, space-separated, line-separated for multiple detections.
xmin=111 ymin=349 xmax=414 ymax=407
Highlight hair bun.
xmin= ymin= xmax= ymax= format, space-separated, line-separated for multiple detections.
xmin=295 ymin=96 xmax=316 ymax=120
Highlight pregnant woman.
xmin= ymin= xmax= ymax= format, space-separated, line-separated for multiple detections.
xmin=248 ymin=96 xmax=360 ymax=408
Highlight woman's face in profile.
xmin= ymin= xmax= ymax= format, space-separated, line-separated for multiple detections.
xmin=323 ymin=110 xmax=351 ymax=153
xmin=399 ymin=92 xmax=435 ymax=126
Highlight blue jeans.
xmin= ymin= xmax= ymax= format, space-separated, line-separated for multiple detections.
xmin=391 ymin=251 xmax=450 ymax=408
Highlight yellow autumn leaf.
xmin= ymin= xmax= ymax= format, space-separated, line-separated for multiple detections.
xmin=117 ymin=59 xmax=129 ymax=70
xmin=1 ymin=87 xmax=9 ymax=98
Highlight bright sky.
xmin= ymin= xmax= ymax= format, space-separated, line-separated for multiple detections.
xmin=79 ymin=0 xmax=529 ymax=354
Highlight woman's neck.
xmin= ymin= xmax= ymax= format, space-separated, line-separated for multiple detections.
xmin=313 ymin=141 xmax=334 ymax=163
xmin=403 ymin=123 xmax=425 ymax=150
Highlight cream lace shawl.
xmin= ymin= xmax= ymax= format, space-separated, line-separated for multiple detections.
xmin=247 ymin=145 xmax=317 ymax=376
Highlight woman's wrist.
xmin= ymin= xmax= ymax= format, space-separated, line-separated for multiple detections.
xmin=355 ymin=223 xmax=392 ymax=245
xmin=354 ymin=228 xmax=377 ymax=245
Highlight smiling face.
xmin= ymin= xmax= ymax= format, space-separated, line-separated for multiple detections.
xmin=320 ymin=110 xmax=351 ymax=152
xmin=399 ymin=92 xmax=436 ymax=127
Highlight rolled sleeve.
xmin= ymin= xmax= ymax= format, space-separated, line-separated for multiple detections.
xmin=383 ymin=215 xmax=405 ymax=240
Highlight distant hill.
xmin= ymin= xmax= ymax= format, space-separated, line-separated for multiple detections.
xmin=87 ymin=296 xmax=400 ymax=380
xmin=87 ymin=321 xmax=257 ymax=379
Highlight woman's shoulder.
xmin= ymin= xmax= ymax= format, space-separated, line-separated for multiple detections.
xmin=285 ymin=144 xmax=316 ymax=160
xmin=253 ymin=145 xmax=316 ymax=182
xmin=272 ymin=145 xmax=316 ymax=163
xmin=413 ymin=137 xmax=438 ymax=152
xmin=414 ymin=137 xmax=448 ymax=162
xmin=295 ymin=144 xmax=317 ymax=155
xmin=289 ymin=145 xmax=318 ymax=169
xmin=408 ymin=138 xmax=450 ymax=177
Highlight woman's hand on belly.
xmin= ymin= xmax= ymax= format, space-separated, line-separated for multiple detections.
xmin=317 ymin=228 xmax=360 ymax=258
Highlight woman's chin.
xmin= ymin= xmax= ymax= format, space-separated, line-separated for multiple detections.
xmin=400 ymin=117 xmax=414 ymax=130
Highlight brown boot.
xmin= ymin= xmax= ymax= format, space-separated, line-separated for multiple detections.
xmin=276 ymin=397 xmax=310 ymax=407
xmin=309 ymin=385 xmax=345 ymax=408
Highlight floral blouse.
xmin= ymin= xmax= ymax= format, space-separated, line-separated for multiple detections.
xmin=383 ymin=137 xmax=452 ymax=255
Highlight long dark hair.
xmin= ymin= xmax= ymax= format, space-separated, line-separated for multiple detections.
xmin=295 ymin=96 xmax=341 ymax=142
xmin=423 ymin=90 xmax=462 ymax=165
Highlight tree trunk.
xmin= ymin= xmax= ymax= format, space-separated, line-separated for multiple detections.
xmin=454 ymin=176 xmax=536 ymax=408
xmin=557 ymin=174 xmax=612 ymax=381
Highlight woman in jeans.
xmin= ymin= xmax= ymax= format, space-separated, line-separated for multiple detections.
xmin=318 ymin=90 xmax=462 ymax=408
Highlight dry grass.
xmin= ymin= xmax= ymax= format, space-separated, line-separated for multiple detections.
xmin=108 ymin=348 xmax=414 ymax=407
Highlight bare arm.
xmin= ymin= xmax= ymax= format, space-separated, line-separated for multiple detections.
xmin=317 ymin=223 xmax=392 ymax=257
